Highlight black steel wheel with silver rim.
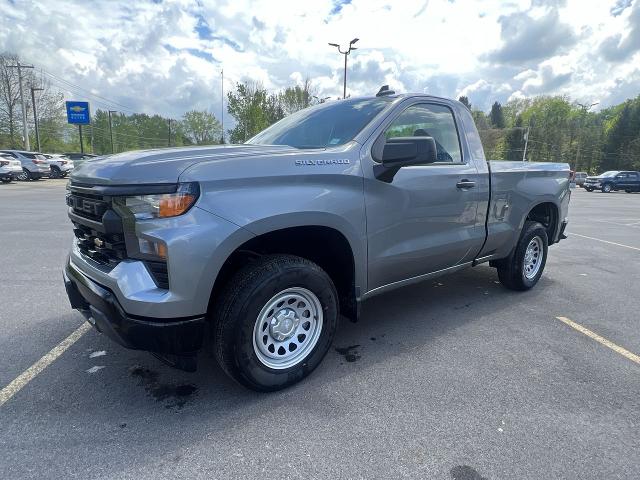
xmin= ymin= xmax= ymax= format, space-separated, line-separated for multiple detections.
xmin=214 ymin=254 xmax=339 ymax=391
xmin=253 ymin=287 xmax=323 ymax=369
xmin=496 ymin=220 xmax=548 ymax=291
xmin=523 ymin=236 xmax=543 ymax=280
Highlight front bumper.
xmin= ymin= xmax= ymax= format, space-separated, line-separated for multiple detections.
xmin=64 ymin=258 xmax=205 ymax=354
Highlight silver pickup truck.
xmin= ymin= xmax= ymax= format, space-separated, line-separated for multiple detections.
xmin=64 ymin=91 xmax=570 ymax=391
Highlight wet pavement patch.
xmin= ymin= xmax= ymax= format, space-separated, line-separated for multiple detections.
xmin=450 ymin=465 xmax=488 ymax=480
xmin=335 ymin=345 xmax=361 ymax=362
xmin=129 ymin=365 xmax=198 ymax=410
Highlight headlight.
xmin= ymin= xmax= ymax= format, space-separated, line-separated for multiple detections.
xmin=119 ymin=182 xmax=199 ymax=220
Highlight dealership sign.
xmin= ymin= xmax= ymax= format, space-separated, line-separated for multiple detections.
xmin=65 ymin=101 xmax=91 ymax=125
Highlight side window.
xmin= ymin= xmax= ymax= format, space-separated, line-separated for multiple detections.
xmin=385 ymin=104 xmax=462 ymax=163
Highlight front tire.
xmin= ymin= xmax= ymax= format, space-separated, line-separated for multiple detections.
xmin=496 ymin=221 xmax=548 ymax=291
xmin=213 ymin=254 xmax=339 ymax=391
xmin=17 ymin=168 xmax=29 ymax=181
xmin=585 ymin=187 xmax=593 ymax=192
xmin=601 ymin=183 xmax=612 ymax=193
xmin=50 ymin=166 xmax=62 ymax=179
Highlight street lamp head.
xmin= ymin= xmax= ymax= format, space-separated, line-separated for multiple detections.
xmin=350 ymin=38 xmax=359 ymax=45
xmin=328 ymin=42 xmax=339 ymax=47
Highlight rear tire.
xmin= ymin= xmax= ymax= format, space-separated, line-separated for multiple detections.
xmin=1 ymin=178 xmax=11 ymax=183
xmin=213 ymin=254 xmax=339 ymax=391
xmin=50 ymin=166 xmax=62 ymax=179
xmin=496 ymin=221 xmax=548 ymax=291
xmin=17 ymin=168 xmax=29 ymax=181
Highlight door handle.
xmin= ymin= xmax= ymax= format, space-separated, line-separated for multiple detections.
xmin=456 ymin=180 xmax=476 ymax=189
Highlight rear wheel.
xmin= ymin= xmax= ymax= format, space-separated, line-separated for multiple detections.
xmin=213 ymin=254 xmax=339 ymax=391
xmin=17 ymin=168 xmax=29 ymax=181
xmin=50 ymin=166 xmax=62 ymax=179
xmin=1 ymin=178 xmax=11 ymax=183
xmin=496 ymin=221 xmax=548 ymax=291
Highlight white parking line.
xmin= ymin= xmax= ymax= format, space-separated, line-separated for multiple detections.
xmin=570 ymin=233 xmax=640 ymax=252
xmin=0 ymin=323 xmax=91 ymax=407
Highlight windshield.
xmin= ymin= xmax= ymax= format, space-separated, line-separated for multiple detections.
xmin=246 ymin=97 xmax=394 ymax=149
xmin=600 ymin=171 xmax=620 ymax=177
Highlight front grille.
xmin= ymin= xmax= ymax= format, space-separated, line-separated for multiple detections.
xmin=67 ymin=184 xmax=170 ymax=289
xmin=66 ymin=192 xmax=109 ymax=221
xmin=73 ymin=223 xmax=127 ymax=266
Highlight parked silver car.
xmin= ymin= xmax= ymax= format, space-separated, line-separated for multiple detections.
xmin=0 ymin=153 xmax=22 ymax=183
xmin=43 ymin=153 xmax=74 ymax=178
xmin=0 ymin=150 xmax=50 ymax=180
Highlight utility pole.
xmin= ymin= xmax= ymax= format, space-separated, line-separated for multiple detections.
xmin=522 ymin=126 xmax=530 ymax=162
xmin=79 ymin=125 xmax=84 ymax=154
xmin=108 ymin=110 xmax=117 ymax=153
xmin=167 ymin=119 xmax=172 ymax=147
xmin=221 ymin=68 xmax=224 ymax=144
xmin=328 ymin=38 xmax=359 ymax=99
xmin=575 ymin=102 xmax=599 ymax=170
xmin=30 ymin=87 xmax=43 ymax=152
xmin=8 ymin=61 xmax=34 ymax=150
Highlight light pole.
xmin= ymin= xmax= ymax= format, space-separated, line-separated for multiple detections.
xmin=30 ymin=87 xmax=43 ymax=152
xmin=328 ymin=38 xmax=359 ymax=99
xmin=108 ymin=110 xmax=117 ymax=153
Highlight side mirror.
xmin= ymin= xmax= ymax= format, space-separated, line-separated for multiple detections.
xmin=373 ymin=136 xmax=438 ymax=182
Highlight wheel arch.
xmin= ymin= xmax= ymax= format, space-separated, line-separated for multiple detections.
xmin=524 ymin=201 xmax=559 ymax=244
xmin=208 ymin=218 xmax=363 ymax=322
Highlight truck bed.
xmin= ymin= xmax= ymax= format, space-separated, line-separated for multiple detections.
xmin=479 ymin=161 xmax=571 ymax=260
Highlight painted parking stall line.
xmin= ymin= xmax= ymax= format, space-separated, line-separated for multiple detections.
xmin=570 ymin=233 xmax=640 ymax=252
xmin=0 ymin=323 xmax=91 ymax=407
xmin=555 ymin=316 xmax=640 ymax=366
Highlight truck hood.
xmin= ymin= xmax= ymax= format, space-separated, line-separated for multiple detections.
xmin=70 ymin=144 xmax=298 ymax=185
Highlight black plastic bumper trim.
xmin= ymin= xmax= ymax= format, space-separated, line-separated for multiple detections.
xmin=64 ymin=258 xmax=205 ymax=354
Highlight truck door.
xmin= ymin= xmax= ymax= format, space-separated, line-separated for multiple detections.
xmin=362 ymin=101 xmax=487 ymax=292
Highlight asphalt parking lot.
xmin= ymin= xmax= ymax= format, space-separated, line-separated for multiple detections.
xmin=1 ymin=181 xmax=639 ymax=479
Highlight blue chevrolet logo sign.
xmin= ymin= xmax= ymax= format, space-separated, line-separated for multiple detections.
xmin=66 ymin=101 xmax=91 ymax=125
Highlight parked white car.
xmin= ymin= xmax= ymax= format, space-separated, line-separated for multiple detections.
xmin=43 ymin=153 xmax=74 ymax=178
xmin=0 ymin=153 xmax=22 ymax=183
xmin=0 ymin=150 xmax=50 ymax=180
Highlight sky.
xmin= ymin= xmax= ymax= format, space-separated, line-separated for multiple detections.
xmin=1 ymin=0 xmax=639 ymax=120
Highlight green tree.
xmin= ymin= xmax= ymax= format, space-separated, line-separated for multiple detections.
xmin=226 ymin=81 xmax=273 ymax=143
xmin=180 ymin=110 xmax=221 ymax=145
xmin=458 ymin=95 xmax=471 ymax=110
xmin=503 ymin=115 xmax=524 ymax=161
xmin=489 ymin=101 xmax=506 ymax=129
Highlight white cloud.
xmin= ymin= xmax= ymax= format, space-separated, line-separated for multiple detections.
xmin=0 ymin=0 xmax=637 ymax=121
